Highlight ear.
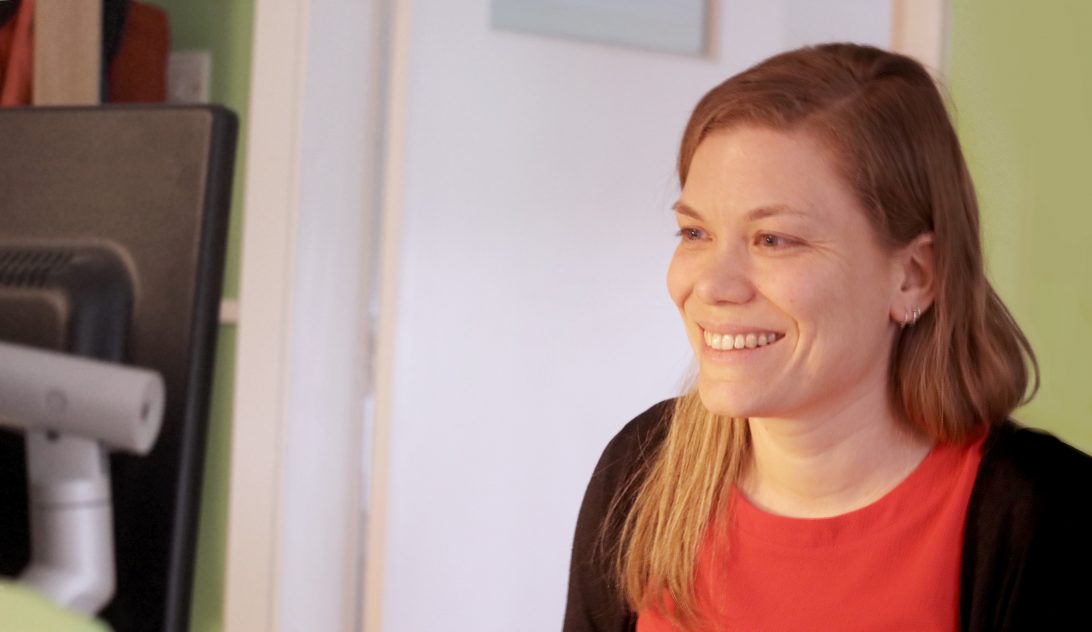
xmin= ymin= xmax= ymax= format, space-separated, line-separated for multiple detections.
xmin=890 ymin=232 xmax=936 ymax=326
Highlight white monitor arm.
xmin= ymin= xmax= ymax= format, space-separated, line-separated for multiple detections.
xmin=0 ymin=340 xmax=164 ymax=615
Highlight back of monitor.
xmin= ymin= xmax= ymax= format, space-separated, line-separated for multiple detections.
xmin=0 ymin=105 xmax=237 ymax=632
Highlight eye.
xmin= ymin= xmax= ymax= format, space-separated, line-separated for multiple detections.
xmin=756 ymin=233 xmax=794 ymax=248
xmin=675 ymin=227 xmax=708 ymax=242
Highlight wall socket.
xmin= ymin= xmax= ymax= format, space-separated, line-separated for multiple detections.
xmin=167 ymin=50 xmax=212 ymax=103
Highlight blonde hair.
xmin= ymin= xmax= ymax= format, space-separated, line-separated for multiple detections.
xmin=615 ymin=43 xmax=1038 ymax=627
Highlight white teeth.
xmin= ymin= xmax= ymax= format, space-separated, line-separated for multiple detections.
xmin=704 ymin=330 xmax=780 ymax=350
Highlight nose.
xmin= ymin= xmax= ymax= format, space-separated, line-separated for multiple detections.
xmin=693 ymin=244 xmax=755 ymax=305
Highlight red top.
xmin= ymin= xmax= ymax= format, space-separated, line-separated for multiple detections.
xmin=638 ymin=434 xmax=986 ymax=631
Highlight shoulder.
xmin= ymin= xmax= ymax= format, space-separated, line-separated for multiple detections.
xmin=575 ymin=398 xmax=675 ymax=541
xmin=590 ymin=399 xmax=674 ymax=486
xmin=963 ymin=420 xmax=1092 ymax=629
xmin=976 ymin=420 xmax=1092 ymax=498
xmin=563 ymin=399 xmax=674 ymax=632
xmin=971 ymin=419 xmax=1092 ymax=530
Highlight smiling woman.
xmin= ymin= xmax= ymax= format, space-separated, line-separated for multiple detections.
xmin=563 ymin=43 xmax=1092 ymax=632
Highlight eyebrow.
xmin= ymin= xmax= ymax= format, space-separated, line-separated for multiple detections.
xmin=672 ymin=201 xmax=812 ymax=222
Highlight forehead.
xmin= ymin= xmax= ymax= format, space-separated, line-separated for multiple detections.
xmin=681 ymin=126 xmax=862 ymax=224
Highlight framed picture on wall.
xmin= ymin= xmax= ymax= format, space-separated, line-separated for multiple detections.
xmin=491 ymin=0 xmax=708 ymax=56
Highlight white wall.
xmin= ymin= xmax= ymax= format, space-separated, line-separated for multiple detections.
xmin=226 ymin=1 xmax=383 ymax=630
xmin=277 ymin=0 xmax=385 ymax=630
xmin=379 ymin=1 xmax=890 ymax=630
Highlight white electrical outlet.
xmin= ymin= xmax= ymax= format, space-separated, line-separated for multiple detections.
xmin=167 ymin=50 xmax=212 ymax=103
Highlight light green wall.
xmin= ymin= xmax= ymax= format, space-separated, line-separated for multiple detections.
xmin=189 ymin=325 xmax=237 ymax=632
xmin=144 ymin=1 xmax=255 ymax=631
xmin=150 ymin=0 xmax=254 ymax=301
xmin=948 ymin=0 xmax=1092 ymax=453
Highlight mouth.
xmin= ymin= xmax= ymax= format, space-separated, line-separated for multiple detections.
xmin=702 ymin=328 xmax=784 ymax=351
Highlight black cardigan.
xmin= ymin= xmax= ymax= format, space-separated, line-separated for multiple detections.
xmin=563 ymin=400 xmax=1092 ymax=631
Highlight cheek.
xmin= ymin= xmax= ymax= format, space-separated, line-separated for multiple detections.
xmin=842 ymin=263 xmax=897 ymax=324
xmin=759 ymin=266 xmax=822 ymax=316
xmin=790 ymin=265 xmax=890 ymax=337
xmin=764 ymin=265 xmax=851 ymax=335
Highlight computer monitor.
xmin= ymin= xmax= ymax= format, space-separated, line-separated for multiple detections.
xmin=0 ymin=105 xmax=237 ymax=632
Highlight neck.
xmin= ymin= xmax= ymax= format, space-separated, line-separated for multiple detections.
xmin=740 ymin=378 xmax=933 ymax=519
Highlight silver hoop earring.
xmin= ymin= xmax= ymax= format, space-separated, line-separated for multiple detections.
xmin=900 ymin=305 xmax=921 ymax=329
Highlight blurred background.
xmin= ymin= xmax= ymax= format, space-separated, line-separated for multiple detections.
xmin=178 ymin=0 xmax=1092 ymax=630
xmin=6 ymin=0 xmax=1087 ymax=630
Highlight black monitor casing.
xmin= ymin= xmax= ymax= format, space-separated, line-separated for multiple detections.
xmin=0 ymin=106 xmax=237 ymax=632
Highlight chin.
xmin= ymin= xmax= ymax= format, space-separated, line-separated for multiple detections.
xmin=697 ymin=382 xmax=760 ymax=419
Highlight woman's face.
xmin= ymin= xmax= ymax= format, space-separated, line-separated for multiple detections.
xmin=668 ymin=126 xmax=902 ymax=421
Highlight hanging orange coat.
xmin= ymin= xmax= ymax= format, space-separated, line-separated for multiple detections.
xmin=0 ymin=0 xmax=34 ymax=106
xmin=0 ymin=0 xmax=168 ymax=106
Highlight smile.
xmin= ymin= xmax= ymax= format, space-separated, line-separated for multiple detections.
xmin=703 ymin=329 xmax=783 ymax=351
